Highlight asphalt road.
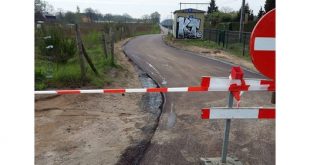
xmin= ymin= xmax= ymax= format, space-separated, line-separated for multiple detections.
xmin=124 ymin=34 xmax=275 ymax=165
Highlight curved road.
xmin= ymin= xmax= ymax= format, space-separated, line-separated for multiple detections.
xmin=124 ymin=34 xmax=275 ymax=165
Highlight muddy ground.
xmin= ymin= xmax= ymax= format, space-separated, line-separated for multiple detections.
xmin=35 ymin=39 xmax=161 ymax=165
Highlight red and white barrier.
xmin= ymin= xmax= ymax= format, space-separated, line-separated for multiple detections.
xmin=201 ymin=107 xmax=275 ymax=119
xmin=34 ymin=76 xmax=275 ymax=95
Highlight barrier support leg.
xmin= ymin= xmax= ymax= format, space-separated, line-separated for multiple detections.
xmin=221 ymin=92 xmax=234 ymax=163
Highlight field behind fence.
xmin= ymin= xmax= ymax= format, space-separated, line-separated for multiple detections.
xmin=35 ymin=22 xmax=160 ymax=90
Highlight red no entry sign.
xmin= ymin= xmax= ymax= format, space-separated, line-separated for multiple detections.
xmin=250 ymin=9 xmax=276 ymax=80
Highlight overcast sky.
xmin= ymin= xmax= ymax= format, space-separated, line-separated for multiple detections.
xmin=46 ymin=0 xmax=266 ymax=20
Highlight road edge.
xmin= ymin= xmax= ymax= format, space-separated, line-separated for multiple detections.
xmin=161 ymin=35 xmax=263 ymax=76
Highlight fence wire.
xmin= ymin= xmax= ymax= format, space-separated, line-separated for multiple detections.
xmin=203 ymin=29 xmax=251 ymax=56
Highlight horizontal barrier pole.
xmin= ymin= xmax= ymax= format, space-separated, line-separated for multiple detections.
xmin=201 ymin=107 xmax=275 ymax=119
xmin=35 ymin=77 xmax=275 ymax=95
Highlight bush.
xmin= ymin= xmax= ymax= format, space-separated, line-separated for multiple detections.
xmin=35 ymin=82 xmax=48 ymax=90
xmin=37 ymin=26 xmax=76 ymax=63
xmin=35 ymin=67 xmax=47 ymax=90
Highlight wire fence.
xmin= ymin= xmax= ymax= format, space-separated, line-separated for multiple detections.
xmin=203 ymin=29 xmax=252 ymax=56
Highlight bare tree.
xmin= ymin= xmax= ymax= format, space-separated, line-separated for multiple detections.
xmin=122 ymin=13 xmax=132 ymax=22
xmin=35 ymin=0 xmax=54 ymax=14
xmin=220 ymin=6 xmax=233 ymax=13
xmin=150 ymin=11 xmax=160 ymax=24
xmin=141 ymin=14 xmax=150 ymax=23
xmin=55 ymin=8 xmax=65 ymax=21
xmin=84 ymin=8 xmax=95 ymax=22
xmin=35 ymin=0 xmax=46 ymax=13
xmin=104 ymin=13 xmax=113 ymax=22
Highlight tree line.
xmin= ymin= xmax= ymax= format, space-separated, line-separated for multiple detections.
xmin=206 ymin=0 xmax=275 ymax=26
xmin=161 ymin=0 xmax=275 ymax=30
xmin=35 ymin=0 xmax=160 ymax=24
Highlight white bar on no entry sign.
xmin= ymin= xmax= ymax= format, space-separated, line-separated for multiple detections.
xmin=254 ymin=37 xmax=275 ymax=51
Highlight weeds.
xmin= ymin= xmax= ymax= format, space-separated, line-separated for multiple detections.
xmin=37 ymin=26 xmax=76 ymax=63
xmin=35 ymin=23 xmax=160 ymax=90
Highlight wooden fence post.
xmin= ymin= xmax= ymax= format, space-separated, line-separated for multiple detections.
xmin=75 ymin=24 xmax=86 ymax=81
xmin=81 ymin=43 xmax=99 ymax=76
xmin=120 ymin=27 xmax=123 ymax=40
xmin=242 ymin=33 xmax=246 ymax=56
xmin=226 ymin=31 xmax=229 ymax=49
xmin=102 ymin=33 xmax=108 ymax=58
xmin=111 ymin=31 xmax=115 ymax=65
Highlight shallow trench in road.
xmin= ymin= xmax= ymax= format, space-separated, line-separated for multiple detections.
xmin=116 ymin=46 xmax=165 ymax=165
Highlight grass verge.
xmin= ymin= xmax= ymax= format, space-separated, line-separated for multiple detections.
xmin=165 ymin=34 xmax=251 ymax=61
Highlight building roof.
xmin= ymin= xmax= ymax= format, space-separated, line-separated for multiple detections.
xmin=35 ymin=12 xmax=46 ymax=22
xmin=173 ymin=8 xmax=206 ymax=14
xmin=45 ymin=14 xmax=56 ymax=20
xmin=35 ymin=12 xmax=56 ymax=22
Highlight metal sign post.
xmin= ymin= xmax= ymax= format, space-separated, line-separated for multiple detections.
xmin=221 ymin=66 xmax=248 ymax=163
xmin=221 ymin=92 xmax=234 ymax=163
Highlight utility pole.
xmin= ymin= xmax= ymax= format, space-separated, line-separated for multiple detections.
xmin=239 ymin=0 xmax=246 ymax=42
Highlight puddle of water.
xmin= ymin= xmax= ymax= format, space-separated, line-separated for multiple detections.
xmin=167 ymin=111 xmax=177 ymax=128
xmin=167 ymin=103 xmax=177 ymax=128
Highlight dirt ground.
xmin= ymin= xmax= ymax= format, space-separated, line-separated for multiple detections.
xmin=35 ymin=39 xmax=154 ymax=165
xmin=163 ymin=36 xmax=259 ymax=73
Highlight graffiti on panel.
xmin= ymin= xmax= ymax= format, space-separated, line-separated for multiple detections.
xmin=177 ymin=16 xmax=202 ymax=39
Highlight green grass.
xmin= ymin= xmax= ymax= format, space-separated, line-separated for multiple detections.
xmin=35 ymin=23 xmax=160 ymax=90
xmin=35 ymin=59 xmax=84 ymax=89
xmin=226 ymin=43 xmax=251 ymax=60
xmin=167 ymin=35 xmax=251 ymax=61
xmin=35 ymin=30 xmax=115 ymax=90
xmin=52 ymin=64 xmax=82 ymax=87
